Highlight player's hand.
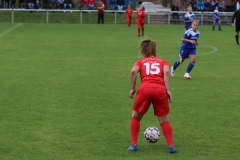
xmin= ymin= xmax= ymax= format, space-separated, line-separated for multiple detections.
xmin=196 ymin=41 xmax=199 ymax=45
xmin=231 ymin=23 xmax=234 ymax=26
xmin=129 ymin=89 xmax=136 ymax=99
xmin=167 ymin=91 xmax=172 ymax=103
xmin=189 ymin=40 xmax=197 ymax=44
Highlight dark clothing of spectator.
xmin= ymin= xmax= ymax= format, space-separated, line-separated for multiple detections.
xmin=171 ymin=4 xmax=179 ymax=19
xmin=109 ymin=0 xmax=116 ymax=10
xmin=98 ymin=2 xmax=105 ymax=24
xmin=189 ymin=0 xmax=196 ymax=11
xmin=204 ymin=1 xmax=211 ymax=11
xmin=49 ymin=0 xmax=57 ymax=9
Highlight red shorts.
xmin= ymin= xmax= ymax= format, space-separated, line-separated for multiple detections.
xmin=136 ymin=19 xmax=145 ymax=26
xmin=133 ymin=87 xmax=170 ymax=116
xmin=126 ymin=15 xmax=132 ymax=20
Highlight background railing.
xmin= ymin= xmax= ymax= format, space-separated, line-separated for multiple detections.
xmin=0 ymin=9 xmax=234 ymax=25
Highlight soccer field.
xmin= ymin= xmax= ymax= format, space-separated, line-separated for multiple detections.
xmin=0 ymin=23 xmax=239 ymax=160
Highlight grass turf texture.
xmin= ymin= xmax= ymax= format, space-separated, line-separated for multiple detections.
xmin=0 ymin=23 xmax=239 ymax=160
xmin=0 ymin=10 xmax=139 ymax=24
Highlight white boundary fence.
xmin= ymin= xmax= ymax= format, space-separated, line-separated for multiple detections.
xmin=0 ymin=9 xmax=234 ymax=25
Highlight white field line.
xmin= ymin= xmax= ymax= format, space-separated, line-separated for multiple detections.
xmin=0 ymin=23 xmax=22 ymax=38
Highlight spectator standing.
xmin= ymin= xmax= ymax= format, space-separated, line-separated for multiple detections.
xmin=196 ymin=0 xmax=204 ymax=11
xmin=218 ymin=0 xmax=224 ymax=12
xmin=88 ymin=0 xmax=95 ymax=10
xmin=97 ymin=1 xmax=105 ymax=24
xmin=204 ymin=0 xmax=211 ymax=11
xmin=171 ymin=3 xmax=179 ymax=19
xmin=117 ymin=0 xmax=124 ymax=13
xmin=63 ymin=0 xmax=72 ymax=11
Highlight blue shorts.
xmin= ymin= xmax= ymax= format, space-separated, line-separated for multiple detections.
xmin=185 ymin=24 xmax=191 ymax=30
xmin=213 ymin=18 xmax=220 ymax=23
xmin=179 ymin=48 xmax=196 ymax=59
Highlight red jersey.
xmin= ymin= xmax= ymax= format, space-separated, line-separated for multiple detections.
xmin=134 ymin=56 xmax=169 ymax=90
xmin=136 ymin=9 xmax=146 ymax=21
xmin=98 ymin=4 xmax=105 ymax=14
xmin=88 ymin=0 xmax=95 ymax=5
xmin=126 ymin=8 xmax=133 ymax=16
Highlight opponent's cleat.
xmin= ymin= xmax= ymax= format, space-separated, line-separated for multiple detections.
xmin=171 ymin=66 xmax=175 ymax=76
xmin=127 ymin=144 xmax=137 ymax=151
xmin=142 ymin=33 xmax=144 ymax=36
xmin=237 ymin=43 xmax=239 ymax=46
xmin=183 ymin=73 xmax=191 ymax=79
xmin=219 ymin=29 xmax=222 ymax=31
xmin=169 ymin=145 xmax=177 ymax=153
xmin=138 ymin=34 xmax=140 ymax=37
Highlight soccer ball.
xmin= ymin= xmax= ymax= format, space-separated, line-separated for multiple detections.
xmin=144 ymin=126 xmax=161 ymax=143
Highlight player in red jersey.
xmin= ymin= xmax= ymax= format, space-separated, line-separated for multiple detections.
xmin=127 ymin=38 xmax=177 ymax=153
xmin=136 ymin=5 xmax=146 ymax=36
xmin=126 ymin=2 xmax=133 ymax=27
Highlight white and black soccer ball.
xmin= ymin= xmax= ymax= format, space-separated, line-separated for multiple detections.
xmin=144 ymin=126 xmax=161 ymax=143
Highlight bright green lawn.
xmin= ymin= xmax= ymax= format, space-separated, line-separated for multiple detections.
xmin=0 ymin=23 xmax=239 ymax=160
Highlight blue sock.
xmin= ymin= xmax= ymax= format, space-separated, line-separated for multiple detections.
xmin=212 ymin=25 xmax=215 ymax=30
xmin=186 ymin=62 xmax=195 ymax=73
xmin=218 ymin=24 xmax=221 ymax=30
xmin=173 ymin=60 xmax=180 ymax=70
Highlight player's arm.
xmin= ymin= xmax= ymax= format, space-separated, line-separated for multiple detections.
xmin=163 ymin=65 xmax=172 ymax=102
xmin=129 ymin=66 xmax=140 ymax=99
xmin=182 ymin=37 xmax=197 ymax=44
xmin=231 ymin=12 xmax=236 ymax=26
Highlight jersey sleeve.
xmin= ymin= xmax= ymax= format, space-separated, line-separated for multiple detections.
xmin=182 ymin=30 xmax=190 ymax=38
xmin=134 ymin=60 xmax=141 ymax=68
xmin=162 ymin=60 xmax=170 ymax=67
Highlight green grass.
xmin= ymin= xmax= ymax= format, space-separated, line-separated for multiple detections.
xmin=0 ymin=10 xmax=138 ymax=24
xmin=0 ymin=23 xmax=240 ymax=160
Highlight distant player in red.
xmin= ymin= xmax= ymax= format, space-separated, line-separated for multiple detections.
xmin=126 ymin=2 xmax=133 ymax=27
xmin=127 ymin=38 xmax=177 ymax=154
xmin=136 ymin=5 xmax=146 ymax=36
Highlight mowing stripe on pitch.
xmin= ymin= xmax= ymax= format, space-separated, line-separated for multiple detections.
xmin=0 ymin=23 xmax=22 ymax=38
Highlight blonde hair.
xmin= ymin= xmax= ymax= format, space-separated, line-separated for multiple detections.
xmin=192 ymin=20 xmax=199 ymax=25
xmin=139 ymin=38 xmax=157 ymax=58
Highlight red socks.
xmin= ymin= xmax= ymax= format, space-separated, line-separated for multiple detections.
xmin=138 ymin=27 xmax=140 ymax=35
xmin=130 ymin=118 xmax=140 ymax=145
xmin=161 ymin=122 xmax=174 ymax=147
xmin=127 ymin=21 xmax=131 ymax=27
